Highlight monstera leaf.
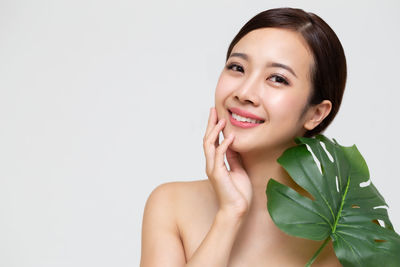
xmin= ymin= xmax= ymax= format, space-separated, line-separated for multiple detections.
xmin=266 ymin=134 xmax=400 ymax=266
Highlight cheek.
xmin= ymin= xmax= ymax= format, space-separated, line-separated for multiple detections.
xmin=214 ymin=75 xmax=234 ymax=120
xmin=215 ymin=75 xmax=235 ymax=101
xmin=266 ymin=92 xmax=306 ymax=120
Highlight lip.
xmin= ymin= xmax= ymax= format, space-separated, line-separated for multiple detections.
xmin=228 ymin=108 xmax=265 ymax=129
xmin=229 ymin=112 xmax=263 ymax=128
xmin=229 ymin=107 xmax=265 ymax=121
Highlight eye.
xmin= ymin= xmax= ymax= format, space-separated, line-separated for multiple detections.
xmin=269 ymin=74 xmax=289 ymax=85
xmin=226 ymin=63 xmax=244 ymax=73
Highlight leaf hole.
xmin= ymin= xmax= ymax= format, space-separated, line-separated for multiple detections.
xmin=335 ymin=176 xmax=339 ymax=192
xmin=373 ymin=205 xmax=388 ymax=210
xmin=305 ymin=144 xmax=322 ymax=175
xmin=298 ymin=189 xmax=315 ymax=201
xmin=377 ymin=219 xmax=386 ymax=228
xmin=319 ymin=141 xmax=334 ymax=162
xmin=359 ymin=179 xmax=371 ymax=187
xmin=372 ymin=219 xmax=386 ymax=228
xmin=351 ymin=204 xmax=360 ymax=208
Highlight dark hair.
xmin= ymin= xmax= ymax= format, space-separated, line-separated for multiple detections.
xmin=225 ymin=7 xmax=347 ymax=137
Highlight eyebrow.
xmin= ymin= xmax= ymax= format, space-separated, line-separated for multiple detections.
xmin=229 ymin=52 xmax=298 ymax=78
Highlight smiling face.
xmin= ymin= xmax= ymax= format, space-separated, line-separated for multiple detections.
xmin=215 ymin=27 xmax=322 ymax=154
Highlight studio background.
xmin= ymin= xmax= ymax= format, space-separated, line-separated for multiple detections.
xmin=1 ymin=0 xmax=399 ymax=266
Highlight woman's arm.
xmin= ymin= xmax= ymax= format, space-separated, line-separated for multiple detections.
xmin=140 ymin=183 xmax=186 ymax=267
xmin=141 ymin=107 xmax=252 ymax=266
xmin=185 ymin=210 xmax=244 ymax=267
xmin=140 ymin=182 xmax=246 ymax=267
xmin=186 ymin=106 xmax=252 ymax=266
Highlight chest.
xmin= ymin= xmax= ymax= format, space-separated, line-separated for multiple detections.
xmin=179 ymin=207 xmax=341 ymax=266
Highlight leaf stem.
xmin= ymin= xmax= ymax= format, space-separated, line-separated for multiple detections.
xmin=305 ymin=236 xmax=331 ymax=267
xmin=332 ymin=175 xmax=351 ymax=233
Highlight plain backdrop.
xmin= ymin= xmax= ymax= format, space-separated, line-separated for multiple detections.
xmin=1 ymin=0 xmax=399 ymax=266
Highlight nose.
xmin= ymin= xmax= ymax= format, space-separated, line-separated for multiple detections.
xmin=233 ymin=76 xmax=261 ymax=106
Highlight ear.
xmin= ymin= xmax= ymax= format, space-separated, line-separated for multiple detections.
xmin=303 ymin=100 xmax=332 ymax=131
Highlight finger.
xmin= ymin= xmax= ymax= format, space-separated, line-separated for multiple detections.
xmin=205 ymin=107 xmax=217 ymax=137
xmin=214 ymin=132 xmax=220 ymax=148
xmin=204 ymin=119 xmax=226 ymax=174
xmin=226 ymin=146 xmax=244 ymax=172
xmin=214 ymin=133 xmax=234 ymax=169
xmin=206 ymin=118 xmax=225 ymax=148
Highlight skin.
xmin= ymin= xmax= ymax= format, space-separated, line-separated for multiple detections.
xmin=141 ymin=27 xmax=341 ymax=266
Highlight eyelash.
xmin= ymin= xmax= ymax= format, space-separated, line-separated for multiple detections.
xmin=226 ymin=63 xmax=290 ymax=86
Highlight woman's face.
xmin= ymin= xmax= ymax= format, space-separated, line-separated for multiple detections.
xmin=215 ymin=27 xmax=317 ymax=153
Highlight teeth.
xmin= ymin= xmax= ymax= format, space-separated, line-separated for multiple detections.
xmin=232 ymin=112 xmax=263 ymax=124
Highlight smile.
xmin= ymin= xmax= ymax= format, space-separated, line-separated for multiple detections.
xmin=229 ymin=110 xmax=264 ymax=128
xmin=232 ymin=112 xmax=263 ymax=123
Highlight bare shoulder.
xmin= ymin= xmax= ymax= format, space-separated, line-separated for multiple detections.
xmin=140 ymin=179 xmax=214 ymax=267
xmin=173 ymin=179 xmax=216 ymax=210
xmin=144 ymin=179 xmax=216 ymax=220
xmin=145 ymin=179 xmax=212 ymax=206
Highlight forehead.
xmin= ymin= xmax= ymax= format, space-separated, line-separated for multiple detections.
xmin=231 ymin=28 xmax=314 ymax=78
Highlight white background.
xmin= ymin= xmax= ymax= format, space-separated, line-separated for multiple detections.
xmin=1 ymin=0 xmax=399 ymax=266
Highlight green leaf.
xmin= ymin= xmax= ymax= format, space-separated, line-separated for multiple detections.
xmin=266 ymin=134 xmax=400 ymax=267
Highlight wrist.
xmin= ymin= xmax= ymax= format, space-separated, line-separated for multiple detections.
xmin=217 ymin=207 xmax=248 ymax=224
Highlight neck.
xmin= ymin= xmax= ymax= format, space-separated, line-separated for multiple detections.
xmin=238 ymin=141 xmax=303 ymax=213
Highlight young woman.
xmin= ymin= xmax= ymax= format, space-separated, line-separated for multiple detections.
xmin=141 ymin=7 xmax=346 ymax=267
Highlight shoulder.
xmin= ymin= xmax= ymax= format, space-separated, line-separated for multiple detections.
xmin=140 ymin=179 xmax=213 ymax=266
xmin=142 ymin=179 xmax=216 ymax=235
xmin=144 ymin=179 xmax=213 ymax=213
xmin=147 ymin=179 xmax=212 ymax=199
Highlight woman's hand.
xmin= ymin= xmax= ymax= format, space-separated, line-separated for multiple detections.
xmin=203 ymin=107 xmax=253 ymax=218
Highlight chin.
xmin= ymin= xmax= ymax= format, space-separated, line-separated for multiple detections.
xmin=228 ymin=137 xmax=263 ymax=154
